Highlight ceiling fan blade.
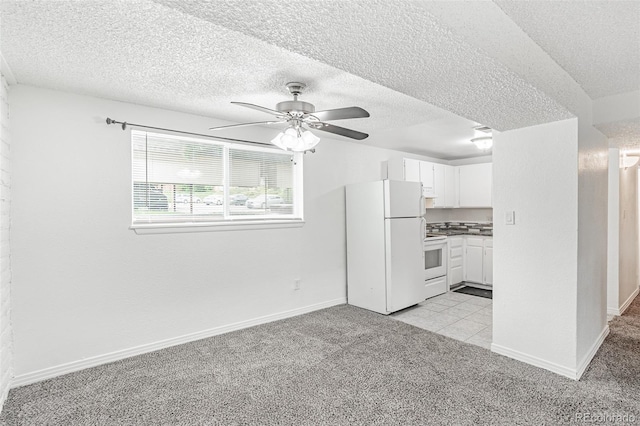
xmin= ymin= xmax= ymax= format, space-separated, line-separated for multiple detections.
xmin=231 ymin=102 xmax=283 ymax=117
xmin=310 ymin=106 xmax=370 ymax=121
xmin=314 ymin=123 xmax=369 ymax=140
xmin=209 ymin=121 xmax=282 ymax=131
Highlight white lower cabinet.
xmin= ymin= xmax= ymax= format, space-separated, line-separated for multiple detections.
xmin=448 ymin=237 xmax=464 ymax=288
xmin=483 ymin=239 xmax=493 ymax=285
xmin=464 ymin=236 xmax=493 ymax=285
xmin=465 ymin=238 xmax=484 ymax=283
xmin=449 ymin=235 xmax=493 ymax=286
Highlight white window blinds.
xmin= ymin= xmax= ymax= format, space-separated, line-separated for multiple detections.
xmin=132 ymin=130 xmax=302 ymax=225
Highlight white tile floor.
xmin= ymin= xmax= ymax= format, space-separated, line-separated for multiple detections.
xmin=390 ymin=291 xmax=493 ymax=349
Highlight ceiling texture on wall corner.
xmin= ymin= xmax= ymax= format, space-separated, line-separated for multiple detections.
xmin=1 ymin=0 xmax=638 ymax=157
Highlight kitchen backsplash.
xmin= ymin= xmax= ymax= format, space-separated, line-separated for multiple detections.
xmin=424 ymin=208 xmax=493 ymax=223
xmin=426 ymin=221 xmax=493 ymax=236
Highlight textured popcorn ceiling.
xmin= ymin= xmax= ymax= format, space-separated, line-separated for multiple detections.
xmin=1 ymin=0 xmax=637 ymax=157
xmin=0 ymin=0 xmax=492 ymax=159
xmin=597 ymin=118 xmax=640 ymax=148
xmin=495 ymin=0 xmax=640 ymax=100
xmin=155 ymin=0 xmax=572 ymax=132
xmin=416 ymin=1 xmax=593 ymax=120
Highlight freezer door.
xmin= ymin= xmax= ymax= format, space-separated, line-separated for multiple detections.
xmin=384 ymin=180 xmax=424 ymax=218
xmin=385 ymin=217 xmax=425 ymax=312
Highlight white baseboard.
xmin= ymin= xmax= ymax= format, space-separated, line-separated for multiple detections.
xmin=576 ymin=325 xmax=609 ymax=380
xmin=608 ymin=286 xmax=639 ymax=316
xmin=11 ymin=298 xmax=346 ymax=388
xmin=492 ymin=324 xmax=610 ymax=381
xmin=491 ymin=343 xmax=579 ymax=380
xmin=607 ymin=306 xmax=621 ymax=316
xmin=620 ymin=286 xmax=639 ymax=315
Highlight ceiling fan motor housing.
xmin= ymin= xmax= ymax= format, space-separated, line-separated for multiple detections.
xmin=276 ymin=100 xmax=315 ymax=115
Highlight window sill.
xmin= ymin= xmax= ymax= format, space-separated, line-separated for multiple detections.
xmin=131 ymin=219 xmax=305 ymax=235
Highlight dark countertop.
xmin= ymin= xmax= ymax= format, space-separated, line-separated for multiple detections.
xmin=426 ymin=231 xmax=493 ymax=237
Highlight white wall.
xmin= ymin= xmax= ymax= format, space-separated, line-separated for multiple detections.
xmin=617 ymin=161 xmax=639 ymax=313
xmin=575 ymin=123 xmax=609 ymax=372
xmin=492 ymin=117 xmax=609 ymax=379
xmin=0 ymin=71 xmax=13 ymax=408
xmin=607 ymin=149 xmax=621 ymax=314
xmin=492 ymin=118 xmax=580 ymax=376
xmin=606 ymin=148 xmax=639 ymax=316
xmin=9 ymin=85 xmax=441 ymax=382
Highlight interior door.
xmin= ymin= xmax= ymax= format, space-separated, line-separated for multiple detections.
xmin=385 ymin=217 xmax=424 ymax=312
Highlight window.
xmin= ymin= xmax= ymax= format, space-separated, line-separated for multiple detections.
xmin=131 ymin=130 xmax=303 ymax=229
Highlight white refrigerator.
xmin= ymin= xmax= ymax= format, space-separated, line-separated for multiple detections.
xmin=346 ymin=180 xmax=425 ymax=315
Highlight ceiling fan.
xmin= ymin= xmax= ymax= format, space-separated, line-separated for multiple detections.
xmin=209 ymin=82 xmax=370 ymax=153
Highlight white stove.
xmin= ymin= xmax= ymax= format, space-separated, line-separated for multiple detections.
xmin=422 ymin=236 xmax=448 ymax=299
xmin=424 ymin=234 xmax=447 ymax=241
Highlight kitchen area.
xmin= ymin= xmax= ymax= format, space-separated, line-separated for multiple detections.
xmin=346 ymin=156 xmax=494 ymax=349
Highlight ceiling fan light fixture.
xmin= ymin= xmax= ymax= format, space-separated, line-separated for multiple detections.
xmin=301 ymin=128 xmax=320 ymax=149
xmin=212 ymin=82 xmax=369 ymax=150
xmin=281 ymin=128 xmax=300 ymax=149
xmin=271 ymin=127 xmax=320 ymax=153
xmin=471 ymin=136 xmax=493 ymax=150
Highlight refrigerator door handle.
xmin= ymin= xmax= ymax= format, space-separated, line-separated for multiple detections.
xmin=420 ymin=217 xmax=426 ymax=258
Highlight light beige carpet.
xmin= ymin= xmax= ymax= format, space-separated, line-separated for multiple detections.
xmin=1 ymin=299 xmax=639 ymax=425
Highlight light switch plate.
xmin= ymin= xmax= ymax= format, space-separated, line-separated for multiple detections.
xmin=505 ymin=211 xmax=515 ymax=225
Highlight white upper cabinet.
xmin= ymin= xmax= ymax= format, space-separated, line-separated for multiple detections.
xmin=419 ymin=161 xmax=435 ymax=197
xmin=384 ymin=159 xmax=491 ymax=209
xmin=433 ymin=164 xmax=456 ymax=208
xmin=444 ymin=165 xmax=456 ymax=208
xmin=458 ymin=163 xmax=492 ymax=207
xmin=385 ymin=158 xmax=421 ymax=183
xmin=432 ymin=163 xmax=445 ymax=207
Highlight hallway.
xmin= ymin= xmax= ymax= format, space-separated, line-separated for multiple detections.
xmin=586 ymin=295 xmax=640 ymax=390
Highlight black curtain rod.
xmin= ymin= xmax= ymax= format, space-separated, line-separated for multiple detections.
xmin=105 ymin=117 xmax=274 ymax=148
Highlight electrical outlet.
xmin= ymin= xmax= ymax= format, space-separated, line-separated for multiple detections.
xmin=293 ymin=279 xmax=301 ymax=291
